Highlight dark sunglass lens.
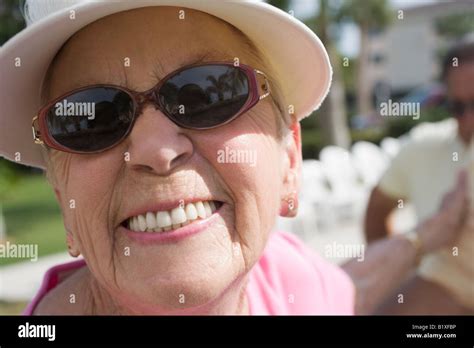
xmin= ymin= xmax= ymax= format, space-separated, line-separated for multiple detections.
xmin=45 ymin=87 xmax=134 ymax=152
xmin=159 ymin=65 xmax=250 ymax=128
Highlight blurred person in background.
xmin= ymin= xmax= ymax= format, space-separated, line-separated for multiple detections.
xmin=365 ymin=37 xmax=474 ymax=314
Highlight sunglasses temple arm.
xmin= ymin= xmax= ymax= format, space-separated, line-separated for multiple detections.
xmin=255 ymin=70 xmax=271 ymax=100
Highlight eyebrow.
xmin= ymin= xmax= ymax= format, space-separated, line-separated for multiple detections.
xmin=147 ymin=50 xmax=232 ymax=83
xmin=56 ymin=50 xmax=234 ymax=95
xmin=183 ymin=51 xmax=231 ymax=66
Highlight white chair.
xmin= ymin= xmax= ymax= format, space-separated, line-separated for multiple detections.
xmin=300 ymin=159 xmax=331 ymax=203
xmin=299 ymin=159 xmax=334 ymax=234
xmin=351 ymin=141 xmax=389 ymax=188
xmin=319 ymin=146 xmax=366 ymax=222
xmin=319 ymin=146 xmax=362 ymax=194
xmin=380 ymin=137 xmax=401 ymax=158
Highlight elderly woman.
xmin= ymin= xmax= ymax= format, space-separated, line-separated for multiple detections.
xmin=0 ymin=0 xmax=469 ymax=315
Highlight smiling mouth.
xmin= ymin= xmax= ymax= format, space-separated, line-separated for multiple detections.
xmin=122 ymin=200 xmax=223 ymax=233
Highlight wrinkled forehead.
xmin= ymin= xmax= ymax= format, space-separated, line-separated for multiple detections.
xmin=43 ymin=6 xmax=262 ymax=101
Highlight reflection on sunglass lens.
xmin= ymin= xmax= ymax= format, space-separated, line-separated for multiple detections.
xmin=159 ymin=65 xmax=250 ymax=128
xmin=46 ymin=88 xmax=134 ymax=152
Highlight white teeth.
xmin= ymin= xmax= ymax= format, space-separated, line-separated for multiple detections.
xmin=209 ymin=201 xmax=216 ymax=213
xmin=185 ymin=203 xmax=198 ymax=221
xmin=156 ymin=211 xmax=172 ymax=228
xmin=137 ymin=215 xmax=147 ymax=232
xmin=145 ymin=212 xmax=157 ymax=230
xmin=126 ymin=200 xmax=220 ymax=233
xmin=195 ymin=201 xmax=206 ymax=219
xmin=171 ymin=207 xmax=187 ymax=225
xmin=203 ymin=201 xmax=212 ymax=217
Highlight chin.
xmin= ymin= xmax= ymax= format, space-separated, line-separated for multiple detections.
xmin=113 ymin=257 xmax=242 ymax=314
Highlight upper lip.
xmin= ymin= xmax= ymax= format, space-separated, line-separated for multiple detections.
xmin=118 ymin=197 xmax=222 ymax=226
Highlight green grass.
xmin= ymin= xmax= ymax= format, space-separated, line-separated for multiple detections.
xmin=0 ymin=300 xmax=28 ymax=315
xmin=0 ymin=174 xmax=66 ymax=266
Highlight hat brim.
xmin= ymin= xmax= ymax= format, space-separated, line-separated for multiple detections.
xmin=0 ymin=0 xmax=331 ymax=169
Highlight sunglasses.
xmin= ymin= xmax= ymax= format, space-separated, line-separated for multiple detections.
xmin=32 ymin=62 xmax=271 ymax=153
xmin=447 ymin=99 xmax=474 ymax=118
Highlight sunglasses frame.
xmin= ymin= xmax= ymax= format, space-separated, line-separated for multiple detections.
xmin=32 ymin=62 xmax=271 ymax=154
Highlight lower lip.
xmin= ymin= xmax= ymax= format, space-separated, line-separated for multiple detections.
xmin=120 ymin=205 xmax=224 ymax=245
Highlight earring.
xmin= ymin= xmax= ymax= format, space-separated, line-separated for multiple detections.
xmin=66 ymin=232 xmax=81 ymax=258
xmin=280 ymin=191 xmax=298 ymax=217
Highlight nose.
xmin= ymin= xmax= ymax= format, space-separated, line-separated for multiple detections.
xmin=126 ymin=105 xmax=193 ymax=175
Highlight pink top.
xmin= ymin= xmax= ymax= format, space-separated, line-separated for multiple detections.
xmin=24 ymin=231 xmax=355 ymax=315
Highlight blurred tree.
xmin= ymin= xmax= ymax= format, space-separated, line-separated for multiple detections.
xmin=337 ymin=0 xmax=393 ymax=119
xmin=0 ymin=160 xmax=20 ymax=241
xmin=0 ymin=0 xmax=26 ymax=45
xmin=435 ymin=12 xmax=474 ymax=39
xmin=312 ymin=0 xmax=351 ymax=149
xmin=268 ymin=0 xmax=351 ymax=149
xmin=267 ymin=0 xmax=290 ymax=10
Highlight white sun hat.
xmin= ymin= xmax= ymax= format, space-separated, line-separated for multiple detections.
xmin=0 ymin=0 xmax=332 ymax=169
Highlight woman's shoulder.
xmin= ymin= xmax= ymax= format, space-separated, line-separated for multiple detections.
xmin=247 ymin=231 xmax=355 ymax=315
xmin=24 ymin=259 xmax=88 ymax=315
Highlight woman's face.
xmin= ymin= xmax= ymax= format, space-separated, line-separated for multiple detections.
xmin=45 ymin=6 xmax=299 ymax=313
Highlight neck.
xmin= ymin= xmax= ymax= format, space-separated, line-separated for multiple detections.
xmin=81 ymin=270 xmax=249 ymax=315
xmin=460 ymin=133 xmax=472 ymax=147
xmin=458 ymin=127 xmax=473 ymax=147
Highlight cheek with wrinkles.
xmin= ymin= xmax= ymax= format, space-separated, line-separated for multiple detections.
xmin=52 ymin=151 xmax=126 ymax=261
xmin=211 ymin=136 xmax=282 ymax=267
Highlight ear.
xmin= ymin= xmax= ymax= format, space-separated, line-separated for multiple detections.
xmin=66 ymin=230 xmax=81 ymax=258
xmin=279 ymin=122 xmax=302 ymax=217
xmin=53 ymin=188 xmax=61 ymax=202
xmin=51 ymin=180 xmax=80 ymax=256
